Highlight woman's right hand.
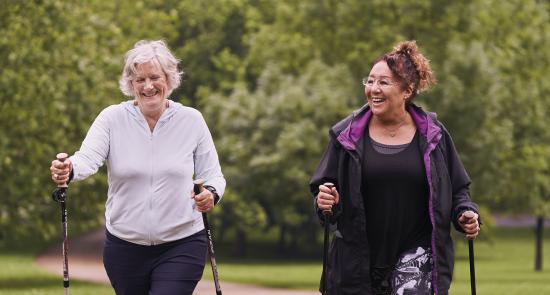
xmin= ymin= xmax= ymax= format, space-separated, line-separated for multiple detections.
xmin=316 ymin=184 xmax=340 ymax=213
xmin=50 ymin=157 xmax=72 ymax=186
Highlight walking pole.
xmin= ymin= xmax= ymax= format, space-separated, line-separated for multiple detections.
xmin=468 ymin=239 xmax=476 ymax=295
xmin=461 ymin=211 xmax=477 ymax=295
xmin=51 ymin=153 xmax=70 ymax=295
xmin=193 ymin=179 xmax=222 ymax=295
xmin=321 ymin=182 xmax=334 ymax=295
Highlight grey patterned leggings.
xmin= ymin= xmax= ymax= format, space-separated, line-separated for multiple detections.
xmin=371 ymin=246 xmax=433 ymax=295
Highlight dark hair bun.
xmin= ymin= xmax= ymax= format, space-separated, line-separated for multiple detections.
xmin=392 ymin=40 xmax=436 ymax=94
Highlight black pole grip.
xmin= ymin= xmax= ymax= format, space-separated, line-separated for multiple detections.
xmin=322 ymin=182 xmax=335 ymax=216
xmin=193 ymin=179 xmax=204 ymax=195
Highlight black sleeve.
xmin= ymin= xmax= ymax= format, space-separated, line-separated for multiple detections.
xmin=309 ymin=136 xmax=342 ymax=224
xmin=443 ymin=130 xmax=480 ymax=232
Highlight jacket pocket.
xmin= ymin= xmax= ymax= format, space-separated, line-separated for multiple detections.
xmin=328 ymin=236 xmax=364 ymax=294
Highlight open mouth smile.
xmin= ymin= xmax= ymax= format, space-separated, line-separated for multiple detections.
xmin=142 ymin=90 xmax=159 ymax=97
xmin=370 ymin=97 xmax=386 ymax=105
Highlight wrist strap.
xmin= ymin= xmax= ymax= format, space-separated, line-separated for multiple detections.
xmin=204 ymin=185 xmax=220 ymax=205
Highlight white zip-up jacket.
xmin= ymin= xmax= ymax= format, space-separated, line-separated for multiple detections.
xmin=70 ymin=100 xmax=225 ymax=245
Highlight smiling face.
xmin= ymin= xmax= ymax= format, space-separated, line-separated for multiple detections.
xmin=132 ymin=61 xmax=168 ymax=115
xmin=365 ymin=61 xmax=411 ymax=118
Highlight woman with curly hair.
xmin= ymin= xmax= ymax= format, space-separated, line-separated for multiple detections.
xmin=310 ymin=41 xmax=480 ymax=295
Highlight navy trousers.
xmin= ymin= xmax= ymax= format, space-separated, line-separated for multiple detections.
xmin=103 ymin=229 xmax=207 ymax=295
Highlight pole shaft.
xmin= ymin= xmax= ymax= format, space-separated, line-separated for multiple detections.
xmin=321 ymin=182 xmax=334 ymax=295
xmin=203 ymin=213 xmax=222 ymax=293
xmin=61 ymin=200 xmax=70 ymax=291
xmin=53 ymin=153 xmax=70 ymax=293
xmin=469 ymin=240 xmax=476 ymax=295
xmin=194 ymin=179 xmax=222 ymax=295
xmin=322 ymin=215 xmax=329 ymax=294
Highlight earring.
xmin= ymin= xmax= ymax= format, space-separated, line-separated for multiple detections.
xmin=133 ymin=100 xmax=138 ymax=106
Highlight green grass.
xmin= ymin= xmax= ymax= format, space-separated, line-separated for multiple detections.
xmin=202 ymin=260 xmax=321 ymax=289
xmin=1 ymin=227 xmax=549 ymax=294
xmin=448 ymin=228 xmax=550 ymax=294
xmin=201 ymin=228 xmax=550 ymax=294
xmin=0 ymin=254 xmax=112 ymax=295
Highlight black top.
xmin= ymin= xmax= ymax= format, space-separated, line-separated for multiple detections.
xmin=362 ymin=129 xmax=432 ymax=268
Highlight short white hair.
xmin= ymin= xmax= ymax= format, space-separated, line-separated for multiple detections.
xmin=119 ymin=40 xmax=182 ymax=97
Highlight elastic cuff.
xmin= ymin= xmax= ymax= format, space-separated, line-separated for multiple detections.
xmin=68 ymin=169 xmax=74 ymax=184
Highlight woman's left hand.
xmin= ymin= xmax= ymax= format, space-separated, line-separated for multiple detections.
xmin=192 ymin=188 xmax=214 ymax=212
xmin=458 ymin=211 xmax=480 ymax=240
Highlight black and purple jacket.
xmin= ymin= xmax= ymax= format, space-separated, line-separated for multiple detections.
xmin=310 ymin=103 xmax=479 ymax=295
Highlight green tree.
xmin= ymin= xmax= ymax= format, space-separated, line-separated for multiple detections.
xmin=0 ymin=0 xmax=178 ymax=244
xmin=0 ymin=1 xmax=120 ymax=244
xmin=0 ymin=0 xmax=256 ymax=245
xmin=202 ymin=60 xmax=358 ymax=253
xmin=431 ymin=0 xmax=550 ymax=270
xmin=3 ymin=0 xmax=549 ymax=262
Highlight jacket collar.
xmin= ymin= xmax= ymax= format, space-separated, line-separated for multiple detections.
xmin=335 ymin=103 xmax=442 ymax=151
xmin=123 ymin=99 xmax=177 ymax=125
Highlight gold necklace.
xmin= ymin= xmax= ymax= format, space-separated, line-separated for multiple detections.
xmin=381 ymin=117 xmax=408 ymax=137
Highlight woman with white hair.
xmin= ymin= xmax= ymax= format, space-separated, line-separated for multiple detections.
xmin=49 ymin=40 xmax=226 ymax=295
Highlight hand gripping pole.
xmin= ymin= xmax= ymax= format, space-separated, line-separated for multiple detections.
xmin=51 ymin=153 xmax=70 ymax=295
xmin=321 ymin=182 xmax=334 ymax=295
xmin=194 ymin=179 xmax=222 ymax=295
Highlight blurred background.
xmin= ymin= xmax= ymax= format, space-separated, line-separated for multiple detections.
xmin=1 ymin=0 xmax=549 ymax=294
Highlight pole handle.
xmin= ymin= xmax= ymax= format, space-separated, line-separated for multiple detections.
xmin=193 ymin=179 xmax=205 ymax=195
xmin=322 ymin=182 xmax=334 ymax=216
xmin=56 ymin=153 xmax=69 ymax=188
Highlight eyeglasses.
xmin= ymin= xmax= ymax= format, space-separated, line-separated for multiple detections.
xmin=362 ymin=77 xmax=396 ymax=89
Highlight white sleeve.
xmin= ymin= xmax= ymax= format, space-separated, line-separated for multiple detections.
xmin=70 ymin=109 xmax=110 ymax=181
xmin=193 ymin=114 xmax=226 ymax=198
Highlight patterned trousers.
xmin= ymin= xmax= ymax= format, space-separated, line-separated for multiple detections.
xmin=371 ymin=246 xmax=433 ymax=295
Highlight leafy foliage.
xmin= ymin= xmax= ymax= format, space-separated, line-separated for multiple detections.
xmin=202 ymin=61 xmax=357 ymax=250
xmin=1 ymin=0 xmax=549 ymax=254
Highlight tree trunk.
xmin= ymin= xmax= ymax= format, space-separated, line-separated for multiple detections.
xmin=278 ymin=224 xmax=287 ymax=254
xmin=535 ymin=216 xmax=544 ymax=271
xmin=232 ymin=228 xmax=247 ymax=257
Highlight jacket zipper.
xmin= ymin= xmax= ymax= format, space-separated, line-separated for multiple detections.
xmin=149 ymin=131 xmax=155 ymax=245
